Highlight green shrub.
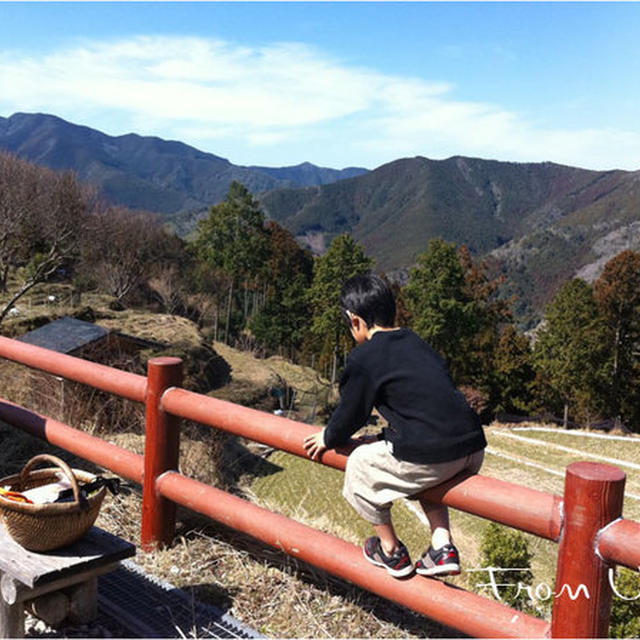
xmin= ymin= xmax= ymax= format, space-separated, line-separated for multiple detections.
xmin=469 ymin=522 xmax=534 ymax=612
xmin=609 ymin=567 xmax=640 ymax=638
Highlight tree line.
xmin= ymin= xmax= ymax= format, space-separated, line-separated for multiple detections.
xmin=1 ymin=153 xmax=639 ymax=432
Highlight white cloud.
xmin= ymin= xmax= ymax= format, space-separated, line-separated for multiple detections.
xmin=0 ymin=34 xmax=638 ymax=170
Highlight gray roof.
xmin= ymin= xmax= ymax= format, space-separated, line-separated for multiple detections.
xmin=18 ymin=317 xmax=109 ymax=354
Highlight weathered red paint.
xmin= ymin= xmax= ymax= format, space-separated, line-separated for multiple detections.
xmin=141 ymin=357 xmax=183 ymax=551
xmin=0 ymin=336 xmax=146 ymax=402
xmin=156 ymin=470 xmax=551 ymax=639
xmin=0 ymin=396 xmax=143 ymax=482
xmin=551 ymin=462 xmax=626 ymax=638
xmin=162 ymin=387 xmax=563 ymax=541
xmin=161 ymin=387 xmax=344 ymax=463
xmin=597 ymin=518 xmax=640 ymax=571
xmin=419 ymin=470 xmax=564 ymax=542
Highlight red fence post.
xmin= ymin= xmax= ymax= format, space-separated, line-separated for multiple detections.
xmin=141 ymin=357 xmax=183 ymax=551
xmin=551 ymin=461 xmax=626 ymax=638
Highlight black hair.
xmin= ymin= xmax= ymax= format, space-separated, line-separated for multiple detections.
xmin=340 ymin=273 xmax=396 ymax=329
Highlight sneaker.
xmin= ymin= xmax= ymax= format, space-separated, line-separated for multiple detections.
xmin=363 ymin=536 xmax=414 ymax=578
xmin=415 ymin=543 xmax=461 ymax=577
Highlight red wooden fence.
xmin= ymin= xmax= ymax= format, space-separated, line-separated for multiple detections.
xmin=0 ymin=337 xmax=638 ymax=638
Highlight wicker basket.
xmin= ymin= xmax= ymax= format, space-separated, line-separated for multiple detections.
xmin=0 ymin=454 xmax=106 ymax=552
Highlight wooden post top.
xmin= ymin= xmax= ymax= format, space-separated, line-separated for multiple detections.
xmin=566 ymin=461 xmax=627 ymax=483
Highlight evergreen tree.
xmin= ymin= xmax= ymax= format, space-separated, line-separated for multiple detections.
xmin=192 ymin=182 xmax=268 ymax=344
xmin=458 ymin=244 xmax=513 ymax=392
xmin=493 ymin=325 xmax=536 ymax=415
xmin=594 ymin=250 xmax=640 ymax=430
xmin=404 ymin=239 xmax=480 ymax=383
xmin=306 ymin=234 xmax=373 ymax=382
xmin=250 ymin=221 xmax=313 ymax=356
xmin=534 ymin=278 xmax=608 ymax=426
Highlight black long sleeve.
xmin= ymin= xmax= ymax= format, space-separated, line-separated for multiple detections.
xmin=322 ymin=328 xmax=486 ymax=464
xmin=323 ymin=360 xmax=376 ymax=448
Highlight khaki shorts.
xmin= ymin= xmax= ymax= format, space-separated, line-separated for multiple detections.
xmin=342 ymin=441 xmax=484 ymax=525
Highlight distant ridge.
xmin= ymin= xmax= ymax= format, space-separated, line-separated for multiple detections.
xmin=249 ymin=161 xmax=369 ymax=187
xmin=0 ymin=112 xmax=368 ymax=216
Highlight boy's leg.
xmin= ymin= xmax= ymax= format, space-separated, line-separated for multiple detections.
xmin=342 ymin=442 xmax=414 ymax=577
xmin=414 ymin=449 xmax=486 ymax=577
xmin=416 ymin=498 xmax=461 ymax=576
xmin=418 ymin=497 xmax=452 ymax=549
xmin=374 ymin=521 xmax=400 ymax=555
xmin=365 ymin=518 xmax=413 ymax=578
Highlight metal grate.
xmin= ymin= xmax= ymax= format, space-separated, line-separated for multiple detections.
xmin=98 ymin=559 xmax=263 ymax=639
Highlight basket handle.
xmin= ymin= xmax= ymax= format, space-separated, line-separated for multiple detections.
xmin=19 ymin=454 xmax=83 ymax=507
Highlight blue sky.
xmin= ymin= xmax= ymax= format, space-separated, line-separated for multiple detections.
xmin=1 ymin=2 xmax=639 ymax=170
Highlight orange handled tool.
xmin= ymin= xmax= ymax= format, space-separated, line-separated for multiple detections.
xmin=0 ymin=487 xmax=33 ymax=504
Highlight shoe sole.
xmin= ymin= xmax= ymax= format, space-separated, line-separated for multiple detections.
xmin=416 ymin=562 xmax=461 ymax=577
xmin=363 ymin=547 xmax=415 ymax=578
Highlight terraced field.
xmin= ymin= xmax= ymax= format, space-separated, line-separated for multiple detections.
xmin=250 ymin=423 xmax=640 ymax=618
xmin=486 ymin=426 xmax=640 ymax=516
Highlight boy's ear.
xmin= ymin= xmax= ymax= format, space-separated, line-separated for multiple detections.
xmin=350 ymin=313 xmax=366 ymax=331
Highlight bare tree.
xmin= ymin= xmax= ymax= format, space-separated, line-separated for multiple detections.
xmin=0 ymin=154 xmax=46 ymax=292
xmin=0 ymin=153 xmax=95 ymax=324
xmin=149 ymin=264 xmax=185 ymax=315
xmin=186 ymin=262 xmax=229 ymax=340
xmin=81 ymin=206 xmax=175 ymax=302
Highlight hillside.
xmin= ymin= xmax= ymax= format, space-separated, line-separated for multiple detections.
xmin=0 ymin=112 xmax=368 ymax=217
xmin=261 ymin=156 xmax=640 ymax=322
xmin=2 ymin=301 xmax=638 ymax=635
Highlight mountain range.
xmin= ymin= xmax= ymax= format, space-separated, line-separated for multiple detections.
xmin=2 ymin=112 xmax=639 ymax=325
xmin=260 ymin=155 xmax=640 ymax=321
xmin=0 ymin=113 xmax=368 ymax=217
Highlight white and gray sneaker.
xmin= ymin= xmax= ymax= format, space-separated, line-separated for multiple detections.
xmin=415 ymin=543 xmax=461 ymax=577
xmin=363 ymin=536 xmax=415 ymax=578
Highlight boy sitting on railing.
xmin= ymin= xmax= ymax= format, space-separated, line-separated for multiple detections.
xmin=304 ymin=274 xmax=486 ymax=578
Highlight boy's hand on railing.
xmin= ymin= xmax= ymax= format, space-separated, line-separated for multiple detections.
xmin=303 ymin=430 xmax=327 ymax=460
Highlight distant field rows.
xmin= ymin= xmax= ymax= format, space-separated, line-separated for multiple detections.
xmin=512 ymin=426 xmax=640 ymax=442
xmin=498 ymin=427 xmax=640 ymax=463
xmin=487 ymin=427 xmax=640 ymax=520
xmin=492 ymin=429 xmax=640 ymax=471
xmin=485 ymin=447 xmax=564 ymax=477
xmin=485 ymin=446 xmax=640 ymax=501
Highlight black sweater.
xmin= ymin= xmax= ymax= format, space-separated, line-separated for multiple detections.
xmin=323 ymin=328 xmax=486 ymax=463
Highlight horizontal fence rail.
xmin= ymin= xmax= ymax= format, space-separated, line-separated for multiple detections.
xmin=597 ymin=518 xmax=640 ymax=571
xmin=162 ymin=387 xmax=565 ymax=541
xmin=0 ymin=396 xmax=143 ymax=483
xmin=1 ymin=339 xmax=639 ymax=639
xmin=156 ymin=470 xmax=550 ymax=639
xmin=0 ymin=336 xmax=147 ymax=403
